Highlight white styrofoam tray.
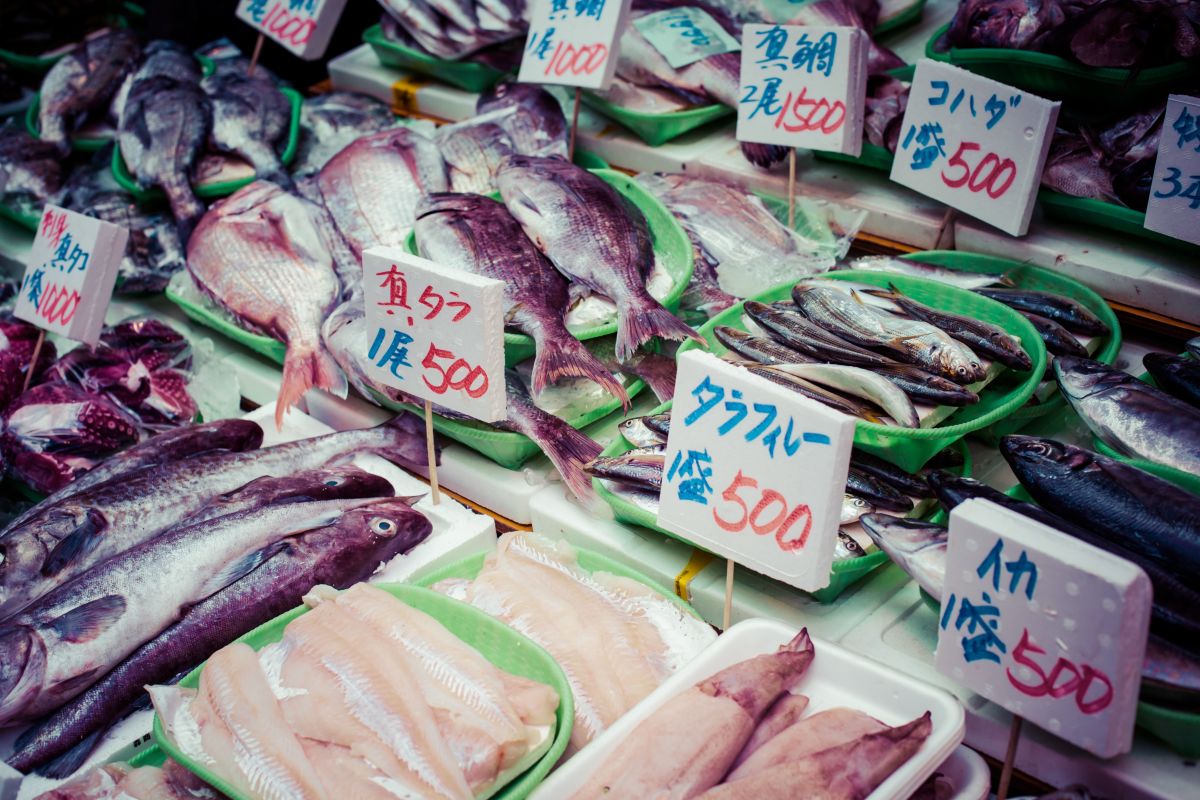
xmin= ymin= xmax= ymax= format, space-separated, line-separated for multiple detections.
xmin=939 ymin=745 xmax=991 ymax=800
xmin=530 ymin=618 xmax=966 ymax=799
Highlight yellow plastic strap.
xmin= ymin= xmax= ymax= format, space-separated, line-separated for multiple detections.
xmin=674 ymin=548 xmax=716 ymax=603
xmin=391 ymin=76 xmax=429 ymax=116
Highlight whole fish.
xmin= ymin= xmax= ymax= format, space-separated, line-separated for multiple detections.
xmin=38 ymin=29 xmax=141 ymax=155
xmin=764 ymin=363 xmax=920 ymax=428
xmin=415 ymin=192 xmax=629 ymax=404
xmin=317 ymin=126 xmax=448 ymax=258
xmin=496 ymin=155 xmax=703 ymax=360
xmin=293 ymin=91 xmax=395 ymax=176
xmin=618 ymin=417 xmax=666 ymax=448
xmin=859 ymin=514 xmax=947 ymax=601
xmin=792 ymin=285 xmax=987 ymax=384
xmin=875 ymin=287 xmax=1033 ymax=371
xmin=636 ymin=174 xmax=833 ymax=300
xmin=74 ymin=190 xmax=187 ymax=293
xmin=1054 ymin=356 xmax=1200 ymax=476
xmin=493 ymin=370 xmax=604 ymax=505
xmin=201 ymin=71 xmax=292 ymax=186
xmin=377 ymin=0 xmax=522 ymax=59
xmin=435 ymin=121 xmax=514 ymax=193
xmin=1144 ymin=352 xmax=1200 ymax=410
xmin=846 ymin=467 xmax=913 ymax=513
xmin=6 ymin=498 xmax=431 ymax=775
xmin=836 ymin=529 xmax=868 ymax=559
xmin=1001 ymin=435 xmax=1200 ymax=582
xmin=187 ymin=181 xmax=347 ymax=425
xmin=840 ymin=496 xmax=873 ymax=527
xmin=0 ymin=420 xmax=429 ymax=618
xmin=746 ymin=364 xmax=885 ymax=422
xmin=0 ymin=496 xmax=397 ymax=728
xmin=974 ymin=287 xmax=1108 ymax=336
xmin=1041 ymin=130 xmax=1120 ymax=206
xmin=117 ymin=75 xmax=212 ymax=241
xmin=846 ymin=256 xmax=1007 ymax=290
xmin=476 ymin=80 xmax=568 ymax=158
xmin=1023 ymin=310 xmax=1088 ymax=357
xmin=109 ymin=40 xmax=202 ymax=124
xmin=850 ymin=450 xmax=932 ymax=498
xmin=584 ymin=449 xmax=665 ymax=493
xmin=744 ymin=301 xmax=898 ymax=366
xmin=715 ymin=326 xmax=814 ymax=365
xmin=0 ymin=125 xmax=63 ymax=208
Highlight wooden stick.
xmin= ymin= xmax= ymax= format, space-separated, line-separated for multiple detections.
xmin=22 ymin=330 xmax=45 ymax=393
xmin=996 ymin=715 xmax=1023 ymax=800
xmin=248 ymin=33 xmax=265 ymax=77
xmin=787 ymin=149 xmax=797 ymax=229
xmin=934 ymin=207 xmax=957 ymax=250
xmin=568 ymin=86 xmax=582 ymax=162
xmin=424 ymin=399 xmax=440 ymax=505
xmin=722 ymin=558 xmax=735 ymax=630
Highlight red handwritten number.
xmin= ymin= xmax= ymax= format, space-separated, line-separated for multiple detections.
xmin=39 ymin=283 xmax=81 ymax=326
xmin=1006 ymin=629 xmax=1115 ymax=714
xmin=773 ymin=88 xmax=846 ymax=135
xmin=941 ymin=142 xmax=1017 ymax=199
xmin=544 ymin=42 xmax=608 ymax=77
xmin=712 ymin=472 xmax=813 ymax=552
xmin=261 ymin=2 xmax=315 ymax=48
xmin=421 ymin=344 xmax=489 ymax=398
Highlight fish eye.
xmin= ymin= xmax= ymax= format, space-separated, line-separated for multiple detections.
xmin=324 ymin=477 xmax=343 ymax=486
xmin=371 ymin=518 xmax=394 ymax=534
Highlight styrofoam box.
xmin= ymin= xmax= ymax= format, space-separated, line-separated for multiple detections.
xmin=531 ymin=618 xmax=966 ymax=799
xmin=938 ymin=745 xmax=991 ymax=800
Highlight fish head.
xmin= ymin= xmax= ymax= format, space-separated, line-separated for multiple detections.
xmin=415 ymin=191 xmax=494 ymax=220
xmin=0 ymin=624 xmax=46 ymax=724
xmin=326 ymin=498 xmax=432 ymax=552
xmin=299 ymin=465 xmax=396 ymax=500
xmin=1000 ymin=435 xmax=1095 ymax=481
xmin=1053 ymin=356 xmax=1128 ymax=403
xmin=925 ymin=471 xmax=999 ymax=512
xmin=858 ymin=514 xmax=947 ymax=600
xmin=934 ymin=344 xmax=988 ymax=384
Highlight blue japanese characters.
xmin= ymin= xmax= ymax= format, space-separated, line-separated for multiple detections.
xmin=1145 ymin=94 xmax=1200 ymax=246
xmin=518 ymin=0 xmax=630 ymax=89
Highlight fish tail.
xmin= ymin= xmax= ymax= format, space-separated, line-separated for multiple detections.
xmin=531 ymin=334 xmax=631 ymax=412
xmin=540 ymin=415 xmax=604 ymax=507
xmin=739 ymin=142 xmax=791 ymax=169
xmin=165 ymin=180 xmax=206 ymax=246
xmin=616 ymin=302 xmax=704 ymax=363
xmin=276 ymin=345 xmax=348 ymax=429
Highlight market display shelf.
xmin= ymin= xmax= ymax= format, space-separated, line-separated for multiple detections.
xmin=363 ymin=23 xmax=505 ymax=93
xmin=0 ymin=202 xmax=40 ymax=232
xmin=1038 ymin=191 xmax=1196 ymax=253
xmin=155 ymin=584 xmax=572 ymax=800
xmin=923 ymin=23 xmax=1195 ymax=101
xmin=579 ymin=91 xmax=732 ymax=147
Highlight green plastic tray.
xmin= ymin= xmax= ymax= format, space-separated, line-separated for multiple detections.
xmin=580 ymin=91 xmax=732 ymax=147
xmin=363 ymin=23 xmax=505 ymax=93
xmin=415 ymin=544 xmax=703 ymax=620
xmin=0 ymin=9 xmax=135 ymax=75
xmin=153 ymin=584 xmax=573 ymax=800
xmin=0 ymin=202 xmax=40 ymax=231
xmin=875 ymin=0 xmax=927 ymax=37
xmin=688 ymin=270 xmax=1046 ymax=472
xmin=112 ymin=86 xmax=302 ymax=200
xmin=924 ymin=23 xmax=1195 ymax=101
xmin=407 ymin=168 xmax=695 ymax=367
xmin=900 ymin=251 xmax=1120 ymax=443
xmin=1039 ymin=190 xmax=1196 ymax=252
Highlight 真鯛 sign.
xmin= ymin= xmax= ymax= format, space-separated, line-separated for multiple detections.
xmin=236 ymin=0 xmax=348 ymax=59
xmin=519 ymin=0 xmax=631 ymax=90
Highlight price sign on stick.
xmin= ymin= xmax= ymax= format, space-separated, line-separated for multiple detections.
xmin=15 ymin=205 xmax=126 ymax=347
xmin=935 ymin=499 xmax=1151 ymax=759
xmin=362 ymin=246 xmax=506 ymax=422
xmin=890 ymin=60 xmax=1060 ymax=236
xmin=634 ymin=7 xmax=740 ymax=69
xmin=236 ymin=0 xmax=348 ymax=60
xmin=518 ymin=0 xmax=631 ymax=90
xmin=737 ymin=24 xmax=869 ymax=156
xmin=656 ymin=351 xmax=855 ymax=592
xmin=1144 ymin=94 xmax=1200 ymax=246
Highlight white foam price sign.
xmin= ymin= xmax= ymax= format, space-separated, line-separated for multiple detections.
xmin=890 ymin=60 xmax=1060 ymax=236
xmin=656 ymin=351 xmax=855 ymax=591
xmin=14 ymin=205 xmax=126 ymax=346
xmin=1144 ymin=94 xmax=1200 ymax=246
xmin=935 ymin=499 xmax=1151 ymax=758
xmin=362 ymin=246 xmax=506 ymax=422
xmin=633 ymin=7 xmax=740 ymax=69
xmin=737 ymin=24 xmax=869 ymax=156
xmin=236 ymin=0 xmax=348 ymax=60
xmin=518 ymin=0 xmax=631 ymax=90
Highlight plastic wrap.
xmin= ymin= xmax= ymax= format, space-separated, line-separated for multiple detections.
xmin=0 ymin=317 xmax=57 ymax=410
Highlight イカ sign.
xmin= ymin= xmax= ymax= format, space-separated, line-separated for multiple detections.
xmin=1144 ymin=94 xmax=1200 ymax=246
xmin=935 ymin=499 xmax=1151 ymax=758
xmin=656 ymin=351 xmax=855 ymax=591
xmin=890 ymin=60 xmax=1060 ymax=236
xmin=737 ymin=24 xmax=869 ymax=156
xmin=236 ymin=0 xmax=348 ymax=60
xmin=518 ymin=0 xmax=632 ymax=90
xmin=362 ymin=247 xmax=507 ymax=422
xmin=15 ymin=205 xmax=126 ymax=346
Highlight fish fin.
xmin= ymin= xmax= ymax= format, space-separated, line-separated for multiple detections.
xmin=48 ymin=596 xmax=126 ymax=644
xmin=276 ymin=345 xmax=348 ymax=429
xmin=538 ymin=415 xmax=604 ymax=507
xmin=32 ymin=724 xmax=106 ymax=778
xmin=615 ymin=302 xmax=704 ymax=363
xmin=41 ymin=509 xmax=108 ymax=577
xmin=531 ymin=335 xmax=631 ymax=411
xmin=198 ymin=543 xmax=285 ymax=597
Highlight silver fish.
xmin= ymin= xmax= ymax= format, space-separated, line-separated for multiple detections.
xmin=846 ymin=256 xmax=1008 ymax=290
xmin=293 ymin=91 xmax=395 ymax=176
xmin=859 ymin=514 xmax=948 ymax=602
xmin=38 ymin=29 xmax=141 ymax=155
xmin=476 ymin=80 xmax=568 ymax=159
xmin=317 ymin=126 xmax=447 ymax=258
xmin=618 ymin=417 xmax=666 ymax=448
xmin=201 ymin=71 xmax=292 ymax=186
xmin=1055 ymin=356 xmax=1200 ymax=476
xmin=763 ymin=363 xmax=921 ymax=427
xmin=497 ymin=155 xmax=703 ymax=360
xmin=435 ymin=121 xmax=514 ymax=193
xmin=841 ymin=496 xmax=873 ymax=526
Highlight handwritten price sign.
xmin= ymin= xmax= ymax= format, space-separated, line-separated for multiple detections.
xmin=14 ymin=206 xmax=126 ymax=346
xmin=890 ymin=60 xmax=1059 ymax=236
xmin=656 ymin=351 xmax=854 ymax=591
xmin=1144 ymin=94 xmax=1200 ymax=246
xmin=518 ymin=0 xmax=631 ymax=90
xmin=737 ymin=24 xmax=868 ymax=156
xmin=362 ymin=247 xmax=506 ymax=422
xmin=935 ymin=499 xmax=1150 ymax=758
xmin=633 ymin=7 xmax=739 ymax=69
xmin=236 ymin=0 xmax=347 ymax=59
